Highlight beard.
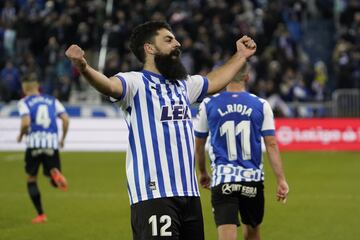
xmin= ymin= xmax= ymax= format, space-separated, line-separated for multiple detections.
xmin=154 ymin=49 xmax=188 ymax=81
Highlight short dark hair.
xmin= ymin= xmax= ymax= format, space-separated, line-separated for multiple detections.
xmin=129 ymin=21 xmax=172 ymax=63
xmin=21 ymin=72 xmax=39 ymax=83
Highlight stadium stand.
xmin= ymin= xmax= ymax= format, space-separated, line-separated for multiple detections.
xmin=0 ymin=0 xmax=359 ymax=117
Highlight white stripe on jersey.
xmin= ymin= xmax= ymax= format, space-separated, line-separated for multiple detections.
xmin=131 ymin=107 xmax=149 ymax=202
xmin=127 ymin=143 xmax=138 ymax=204
xmin=34 ymin=132 xmax=40 ymax=148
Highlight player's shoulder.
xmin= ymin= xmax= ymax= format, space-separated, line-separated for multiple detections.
xmin=114 ymin=71 xmax=144 ymax=82
xmin=186 ymin=74 xmax=206 ymax=81
xmin=41 ymin=93 xmax=56 ymax=100
xmin=202 ymin=92 xmax=222 ymax=105
xmin=247 ymin=93 xmax=269 ymax=105
xmin=17 ymin=97 xmax=27 ymax=109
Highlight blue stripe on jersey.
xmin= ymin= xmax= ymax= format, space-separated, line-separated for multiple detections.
xmin=127 ymin=182 xmax=134 ymax=205
xmin=142 ymin=76 xmax=166 ymax=197
xmin=262 ymin=129 xmax=275 ymax=136
xmin=128 ymin=124 xmax=142 ymax=202
xmin=220 ymin=175 xmax=225 ymax=185
xmin=142 ymin=70 xmax=167 ymax=84
xmin=147 ymin=74 xmax=179 ymax=196
xmin=188 ymin=117 xmax=200 ymax=193
xmin=197 ymin=77 xmax=209 ymax=103
xmin=115 ymin=75 xmax=127 ymax=101
xmin=164 ymin=84 xmax=188 ymax=193
xmin=194 ymin=131 xmax=208 ymax=138
xmin=179 ymin=81 xmax=191 ymax=106
xmin=173 ymin=85 xmax=194 ymax=193
xmin=183 ymin=123 xmax=194 ymax=193
xmin=133 ymin=92 xmax=154 ymax=200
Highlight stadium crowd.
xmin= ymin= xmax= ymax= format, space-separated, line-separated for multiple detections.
xmin=0 ymin=0 xmax=359 ymax=116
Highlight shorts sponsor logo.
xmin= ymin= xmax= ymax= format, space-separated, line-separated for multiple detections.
xmin=241 ymin=186 xmax=257 ymax=198
xmin=221 ymin=183 xmax=242 ymax=195
xmin=221 ymin=183 xmax=257 ymax=197
xmin=31 ymin=149 xmax=54 ymax=156
xmin=221 ymin=183 xmax=233 ymax=194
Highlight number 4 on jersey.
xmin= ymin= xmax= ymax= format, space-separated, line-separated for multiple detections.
xmin=36 ymin=105 xmax=51 ymax=128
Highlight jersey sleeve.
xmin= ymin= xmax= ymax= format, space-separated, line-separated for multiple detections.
xmin=55 ymin=99 xmax=66 ymax=116
xmin=194 ymin=101 xmax=209 ymax=138
xmin=17 ymin=99 xmax=29 ymax=116
xmin=112 ymin=72 xmax=140 ymax=109
xmin=261 ymin=100 xmax=275 ymax=136
xmin=185 ymin=75 xmax=209 ymax=104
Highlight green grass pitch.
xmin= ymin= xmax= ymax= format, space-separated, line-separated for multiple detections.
xmin=1 ymin=151 xmax=359 ymax=239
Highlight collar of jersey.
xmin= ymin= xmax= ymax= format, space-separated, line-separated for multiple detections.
xmin=141 ymin=69 xmax=167 ymax=84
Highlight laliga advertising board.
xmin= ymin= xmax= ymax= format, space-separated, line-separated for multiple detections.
xmin=1 ymin=117 xmax=360 ymax=151
xmin=275 ymin=118 xmax=360 ymax=151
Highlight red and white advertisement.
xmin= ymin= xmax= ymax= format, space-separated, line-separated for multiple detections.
xmin=275 ymin=118 xmax=360 ymax=151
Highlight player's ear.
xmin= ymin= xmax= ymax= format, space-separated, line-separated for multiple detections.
xmin=144 ymin=43 xmax=156 ymax=55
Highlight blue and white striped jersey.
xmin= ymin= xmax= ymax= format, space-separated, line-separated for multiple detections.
xmin=194 ymin=92 xmax=275 ymax=187
xmin=18 ymin=94 xmax=66 ymax=149
xmin=114 ymin=70 xmax=208 ymax=205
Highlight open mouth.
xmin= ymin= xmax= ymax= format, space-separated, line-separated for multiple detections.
xmin=171 ymin=48 xmax=181 ymax=58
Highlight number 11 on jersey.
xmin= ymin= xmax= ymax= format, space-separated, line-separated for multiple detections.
xmin=220 ymin=120 xmax=251 ymax=161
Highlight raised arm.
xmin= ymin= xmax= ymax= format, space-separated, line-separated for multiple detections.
xmin=65 ymin=45 xmax=123 ymax=99
xmin=264 ymin=135 xmax=289 ymax=203
xmin=206 ymin=35 xmax=256 ymax=94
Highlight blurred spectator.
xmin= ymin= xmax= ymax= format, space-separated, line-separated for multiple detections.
xmin=0 ymin=60 xmax=21 ymax=102
xmin=43 ymin=36 xmax=59 ymax=94
xmin=54 ymin=48 xmax=72 ymax=101
xmin=312 ymin=61 xmax=328 ymax=101
xmin=0 ymin=0 xmax=358 ymax=111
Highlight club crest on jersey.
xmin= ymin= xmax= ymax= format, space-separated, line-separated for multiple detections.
xmin=160 ymin=105 xmax=190 ymax=121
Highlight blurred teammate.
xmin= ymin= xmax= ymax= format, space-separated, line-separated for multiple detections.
xmin=65 ymin=21 xmax=256 ymax=239
xmin=17 ymin=73 xmax=69 ymax=223
xmin=195 ymin=64 xmax=289 ymax=240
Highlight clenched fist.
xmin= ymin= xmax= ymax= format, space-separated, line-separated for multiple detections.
xmin=65 ymin=45 xmax=88 ymax=72
xmin=236 ymin=35 xmax=257 ymax=59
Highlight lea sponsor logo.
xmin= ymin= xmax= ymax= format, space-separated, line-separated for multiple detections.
xmin=160 ymin=105 xmax=191 ymax=121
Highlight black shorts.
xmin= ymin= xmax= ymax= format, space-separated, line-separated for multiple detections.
xmin=131 ymin=196 xmax=204 ymax=240
xmin=25 ymin=148 xmax=61 ymax=177
xmin=211 ymin=182 xmax=264 ymax=228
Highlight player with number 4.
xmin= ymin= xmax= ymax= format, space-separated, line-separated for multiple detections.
xmin=194 ymin=64 xmax=289 ymax=240
xmin=17 ymin=73 xmax=69 ymax=223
